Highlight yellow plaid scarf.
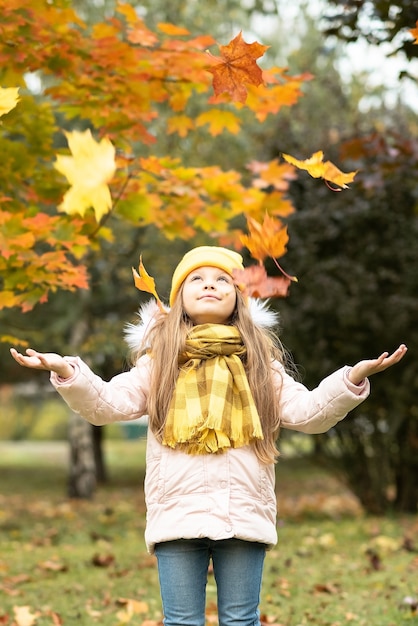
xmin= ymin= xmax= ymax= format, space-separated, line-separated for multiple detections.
xmin=162 ymin=324 xmax=264 ymax=454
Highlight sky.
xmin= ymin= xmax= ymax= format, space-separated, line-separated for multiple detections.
xmin=250 ymin=0 xmax=418 ymax=113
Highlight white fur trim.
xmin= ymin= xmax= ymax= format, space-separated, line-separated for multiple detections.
xmin=124 ymin=298 xmax=279 ymax=351
xmin=248 ymin=298 xmax=280 ymax=328
xmin=124 ymin=300 xmax=167 ymax=352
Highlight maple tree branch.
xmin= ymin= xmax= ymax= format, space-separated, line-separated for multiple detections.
xmin=88 ymin=167 xmax=136 ymax=240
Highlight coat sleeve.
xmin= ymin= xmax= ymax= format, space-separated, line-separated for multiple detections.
xmin=273 ymin=362 xmax=370 ymax=434
xmin=49 ymin=355 xmax=151 ymax=426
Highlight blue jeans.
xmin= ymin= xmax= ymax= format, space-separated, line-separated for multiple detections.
xmin=154 ymin=538 xmax=266 ymax=626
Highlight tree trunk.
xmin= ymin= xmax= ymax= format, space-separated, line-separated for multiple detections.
xmin=66 ymin=307 xmax=107 ymax=498
xmin=92 ymin=424 xmax=107 ymax=484
xmin=393 ymin=416 xmax=418 ymax=512
xmin=67 ymin=412 xmax=96 ymax=499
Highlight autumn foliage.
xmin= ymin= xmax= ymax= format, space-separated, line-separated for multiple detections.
xmin=0 ymin=0 xmax=358 ymax=333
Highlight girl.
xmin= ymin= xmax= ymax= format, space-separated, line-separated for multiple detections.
xmin=10 ymin=246 xmax=407 ymax=626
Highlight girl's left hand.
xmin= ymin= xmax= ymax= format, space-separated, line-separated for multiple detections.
xmin=348 ymin=344 xmax=408 ymax=386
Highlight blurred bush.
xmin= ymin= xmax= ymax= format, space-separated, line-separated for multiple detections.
xmin=0 ymin=384 xmax=124 ymax=441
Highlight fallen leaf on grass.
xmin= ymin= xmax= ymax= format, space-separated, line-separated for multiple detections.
xmin=272 ymin=577 xmax=291 ymax=597
xmin=117 ymin=598 xmax=149 ymax=612
xmin=0 ymin=573 xmax=31 ymax=596
xmin=116 ymin=598 xmax=149 ymax=623
xmin=44 ymin=610 xmax=63 ymax=625
xmin=91 ymin=553 xmax=115 ymax=567
xmin=37 ymin=559 xmax=67 ymax=572
xmin=403 ymin=536 xmax=417 ymax=552
xmin=313 ymin=582 xmax=340 ymax=594
xmin=366 ymin=534 xmax=401 ymax=554
xmin=317 ymin=532 xmax=336 ymax=548
xmin=85 ymin=606 xmax=103 ymax=619
xmin=365 ymin=548 xmax=382 ymax=571
xmin=400 ymin=596 xmax=418 ymax=615
xmin=13 ymin=606 xmax=40 ymax=626
xmin=344 ymin=612 xmax=359 ymax=621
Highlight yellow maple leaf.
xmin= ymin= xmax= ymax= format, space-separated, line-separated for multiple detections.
xmin=282 ymin=150 xmax=357 ymax=190
xmin=0 ymin=87 xmax=20 ymax=117
xmin=167 ymin=114 xmax=195 ymax=137
xmin=54 ymin=129 xmax=116 ymax=221
xmin=196 ymin=110 xmax=241 ymax=135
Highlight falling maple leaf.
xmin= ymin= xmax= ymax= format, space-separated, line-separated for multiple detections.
xmin=0 ymin=87 xmax=20 ymax=117
xmin=132 ymin=256 xmax=164 ymax=311
xmin=235 ymin=214 xmax=297 ymax=298
xmin=206 ymin=32 xmax=269 ymax=103
xmin=282 ymin=151 xmax=357 ymax=190
xmin=410 ymin=21 xmax=418 ymax=44
xmin=54 ymin=129 xmax=116 ymax=221
xmin=233 ymin=264 xmax=291 ymax=299
xmin=240 ymin=214 xmax=291 ymax=266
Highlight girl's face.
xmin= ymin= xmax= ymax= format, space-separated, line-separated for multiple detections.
xmin=182 ymin=265 xmax=237 ymax=325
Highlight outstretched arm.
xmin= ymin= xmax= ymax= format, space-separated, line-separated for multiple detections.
xmin=10 ymin=348 xmax=75 ymax=379
xmin=347 ymin=344 xmax=407 ymax=386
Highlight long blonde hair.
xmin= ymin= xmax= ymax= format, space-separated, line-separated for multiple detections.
xmin=139 ymin=288 xmax=288 ymax=464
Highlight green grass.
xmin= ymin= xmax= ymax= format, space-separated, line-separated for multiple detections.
xmin=0 ymin=440 xmax=417 ymax=626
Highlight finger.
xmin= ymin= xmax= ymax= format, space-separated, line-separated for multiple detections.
xmin=26 ymin=348 xmax=40 ymax=357
xmin=376 ymin=352 xmax=389 ymax=364
xmin=10 ymin=348 xmax=25 ymax=363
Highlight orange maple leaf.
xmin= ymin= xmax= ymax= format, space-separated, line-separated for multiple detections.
xmin=132 ymin=256 xmax=164 ymax=311
xmin=240 ymin=214 xmax=288 ymax=262
xmin=240 ymin=214 xmax=297 ymax=282
xmin=410 ymin=21 xmax=418 ymax=44
xmin=233 ymin=265 xmax=291 ymax=299
xmin=247 ymin=159 xmax=297 ymax=191
xmin=282 ymin=151 xmax=357 ymax=190
xmin=206 ymin=32 xmax=269 ymax=103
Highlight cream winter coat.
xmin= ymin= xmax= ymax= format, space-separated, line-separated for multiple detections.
xmin=50 ymin=353 xmax=369 ymax=553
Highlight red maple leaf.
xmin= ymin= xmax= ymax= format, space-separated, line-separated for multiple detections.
xmin=233 ymin=265 xmax=291 ymax=299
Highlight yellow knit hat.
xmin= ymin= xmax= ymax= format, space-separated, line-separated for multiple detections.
xmin=169 ymin=246 xmax=244 ymax=306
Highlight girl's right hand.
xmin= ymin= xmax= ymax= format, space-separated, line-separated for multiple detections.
xmin=10 ymin=348 xmax=74 ymax=379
